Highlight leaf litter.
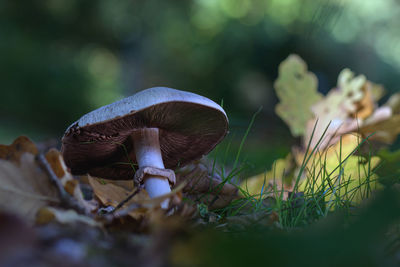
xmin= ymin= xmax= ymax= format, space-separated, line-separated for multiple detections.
xmin=0 ymin=134 xmax=242 ymax=266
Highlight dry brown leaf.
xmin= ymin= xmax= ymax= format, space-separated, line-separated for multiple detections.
xmin=359 ymin=114 xmax=400 ymax=144
xmin=88 ymin=176 xmax=151 ymax=219
xmin=45 ymin=149 xmax=95 ymax=212
xmin=176 ymin=162 xmax=238 ymax=209
xmin=0 ymin=136 xmax=96 ymax=221
xmin=384 ymin=93 xmax=400 ymax=114
xmin=354 ymin=82 xmax=374 ymax=119
xmin=0 ymin=153 xmax=59 ymax=222
xmin=88 ymin=176 xmax=190 ymax=222
xmin=304 ymin=69 xmax=375 ymax=150
xmin=36 ymin=207 xmax=101 ymax=227
xmin=369 ymin=82 xmax=385 ymax=102
xmin=0 ymin=136 xmax=38 ymax=163
xmin=362 ymin=106 xmax=392 ymax=126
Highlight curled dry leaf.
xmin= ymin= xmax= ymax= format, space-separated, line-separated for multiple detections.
xmin=0 ymin=136 xmax=95 ymax=222
xmin=304 ymin=69 xmax=368 ymax=150
xmin=0 ymin=153 xmax=59 ymax=222
xmin=273 ymin=55 xmax=400 ymax=149
xmin=359 ymin=114 xmax=400 ymax=144
xmin=356 ymin=93 xmax=400 ymax=144
xmin=302 ymin=71 xmax=394 ymax=150
xmin=176 ymin=161 xmax=238 ymax=209
xmin=274 ymin=54 xmax=322 ymax=137
xmin=384 ymin=92 xmax=400 ymax=114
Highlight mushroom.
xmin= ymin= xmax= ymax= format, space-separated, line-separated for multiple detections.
xmin=62 ymin=87 xmax=228 ymax=208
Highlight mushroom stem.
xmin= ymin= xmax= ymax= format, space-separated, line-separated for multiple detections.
xmin=131 ymin=128 xmax=171 ymax=208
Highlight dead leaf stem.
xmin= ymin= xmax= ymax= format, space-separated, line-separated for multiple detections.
xmin=111 ymin=186 xmax=143 ymax=214
xmin=37 ymin=153 xmax=88 ymax=215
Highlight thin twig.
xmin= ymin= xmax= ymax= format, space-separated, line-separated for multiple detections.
xmin=111 ymin=186 xmax=143 ymax=214
xmin=37 ymin=153 xmax=88 ymax=215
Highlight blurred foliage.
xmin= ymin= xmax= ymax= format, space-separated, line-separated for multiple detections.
xmin=172 ymin=188 xmax=400 ymax=267
xmin=1 ymin=0 xmax=400 ymax=159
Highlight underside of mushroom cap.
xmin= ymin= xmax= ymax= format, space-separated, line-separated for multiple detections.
xmin=61 ymin=87 xmax=228 ymax=180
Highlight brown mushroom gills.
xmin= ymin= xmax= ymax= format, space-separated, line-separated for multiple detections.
xmin=131 ymin=128 xmax=171 ymax=208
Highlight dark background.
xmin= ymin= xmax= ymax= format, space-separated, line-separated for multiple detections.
xmin=1 ymin=0 xmax=399 ymax=175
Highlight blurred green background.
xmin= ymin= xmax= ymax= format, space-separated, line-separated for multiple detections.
xmin=1 ymin=0 xmax=400 ymax=175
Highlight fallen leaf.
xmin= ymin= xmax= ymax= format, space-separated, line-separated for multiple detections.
xmin=239 ymin=154 xmax=295 ymax=200
xmin=359 ymin=114 xmax=400 ymax=144
xmin=297 ymin=134 xmax=382 ymax=205
xmin=336 ymin=68 xmax=366 ymax=114
xmin=0 ymin=136 xmax=38 ymax=163
xmin=45 ymin=149 xmax=96 ymax=213
xmin=88 ymin=177 xmax=149 ymax=218
xmin=36 ymin=207 xmax=101 ymax=227
xmin=362 ymin=106 xmax=392 ymax=126
xmin=294 ymin=134 xmax=361 ymax=167
xmin=0 ymin=153 xmax=59 ymax=222
xmin=176 ymin=162 xmax=238 ymax=209
xmin=354 ymin=82 xmax=374 ymax=119
xmin=355 ymin=93 xmax=400 ymax=144
xmin=369 ymin=82 xmax=385 ymax=102
xmin=274 ymin=54 xmax=322 ymax=137
xmin=384 ymin=93 xmax=400 ymax=114
xmin=304 ymin=69 xmax=368 ymax=149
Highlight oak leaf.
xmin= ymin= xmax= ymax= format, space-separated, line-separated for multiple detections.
xmin=304 ymin=69 xmax=372 ymax=150
xmin=274 ymin=54 xmax=322 ymax=137
xmin=0 ymin=153 xmax=59 ymax=222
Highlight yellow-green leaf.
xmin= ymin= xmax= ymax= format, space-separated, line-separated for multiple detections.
xmin=274 ymin=54 xmax=322 ymax=137
xmin=240 ymin=154 xmax=294 ymax=199
xmin=298 ymin=134 xmax=382 ymax=205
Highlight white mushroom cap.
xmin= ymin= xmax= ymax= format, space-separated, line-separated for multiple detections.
xmin=61 ymin=87 xmax=228 ymax=179
xmin=68 ymin=87 xmax=226 ymax=129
